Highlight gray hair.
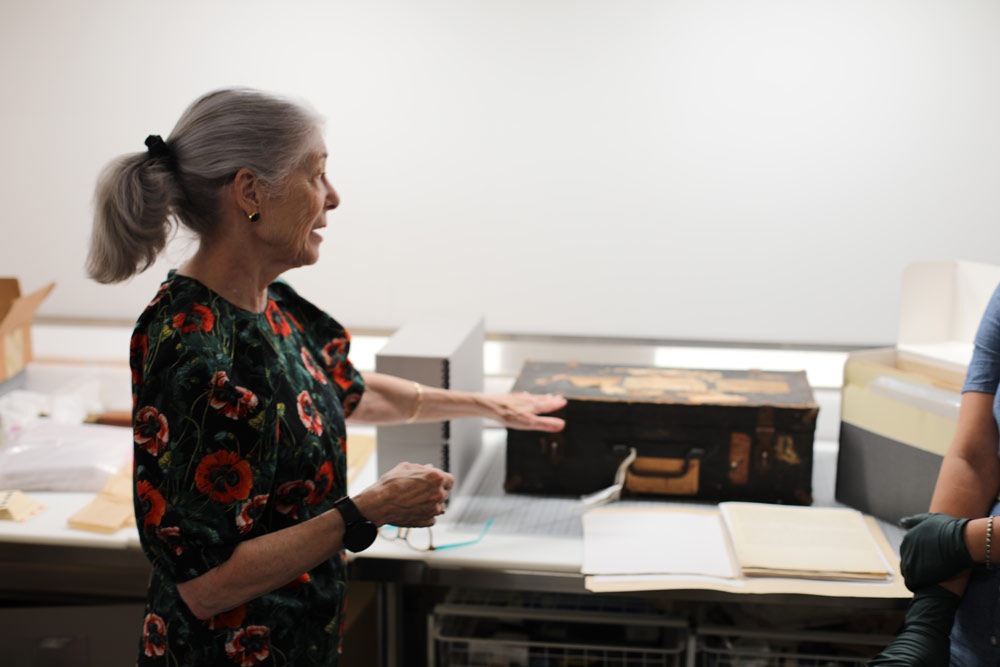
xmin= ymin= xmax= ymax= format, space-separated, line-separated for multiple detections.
xmin=87 ymin=88 xmax=323 ymax=284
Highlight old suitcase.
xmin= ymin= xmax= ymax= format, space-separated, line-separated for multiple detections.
xmin=505 ymin=361 xmax=818 ymax=505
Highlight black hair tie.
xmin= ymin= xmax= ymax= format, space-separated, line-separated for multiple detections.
xmin=144 ymin=134 xmax=176 ymax=170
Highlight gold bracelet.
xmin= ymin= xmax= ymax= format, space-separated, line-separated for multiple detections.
xmin=405 ymin=382 xmax=423 ymax=424
xmin=988 ymin=515 xmax=994 ymax=570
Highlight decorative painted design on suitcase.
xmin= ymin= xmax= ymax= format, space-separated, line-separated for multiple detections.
xmin=505 ymin=362 xmax=818 ymax=505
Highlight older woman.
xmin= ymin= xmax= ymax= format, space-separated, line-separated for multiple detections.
xmin=87 ymin=88 xmax=565 ymax=666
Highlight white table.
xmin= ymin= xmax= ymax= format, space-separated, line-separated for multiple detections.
xmin=0 ymin=427 xmax=909 ymax=667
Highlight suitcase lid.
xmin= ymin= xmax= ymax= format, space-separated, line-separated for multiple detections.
xmin=512 ymin=361 xmax=817 ymax=408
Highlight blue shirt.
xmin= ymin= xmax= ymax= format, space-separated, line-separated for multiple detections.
xmin=963 ymin=283 xmax=1000 ymax=456
xmin=950 ymin=283 xmax=1000 ymax=664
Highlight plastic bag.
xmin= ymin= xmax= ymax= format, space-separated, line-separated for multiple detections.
xmin=0 ymin=419 xmax=132 ymax=493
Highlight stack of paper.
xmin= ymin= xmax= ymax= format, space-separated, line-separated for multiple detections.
xmin=67 ymin=464 xmax=133 ymax=534
xmin=719 ymin=502 xmax=891 ymax=581
xmin=0 ymin=489 xmax=44 ymax=521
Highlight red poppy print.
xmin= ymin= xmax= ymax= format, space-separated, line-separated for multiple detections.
xmin=320 ymin=336 xmax=348 ymax=366
xmin=145 ymin=282 xmax=168 ymax=311
xmin=296 ymin=391 xmax=323 ymax=435
xmin=209 ymin=371 xmax=259 ymax=420
xmin=194 ymin=451 xmax=253 ymax=503
xmin=236 ymin=494 xmax=270 ymax=534
xmin=343 ymin=392 xmax=361 ymax=418
xmin=142 ymin=613 xmax=167 ymax=658
xmin=134 ymin=406 xmax=169 ymax=456
xmin=208 ymin=604 xmax=247 ymax=631
xmin=285 ymin=310 xmax=303 ymax=333
xmin=136 ymin=480 xmax=166 ymax=529
xmin=331 ymin=360 xmax=355 ymax=392
xmin=224 ymin=625 xmax=270 ymax=667
xmin=309 ymin=462 xmax=334 ymax=505
xmin=155 ymin=526 xmax=186 ymax=556
xmin=265 ymin=300 xmax=291 ymax=337
xmin=171 ymin=302 xmax=215 ymax=333
xmin=276 ymin=480 xmax=315 ymax=519
xmin=300 ymin=348 xmax=327 ymax=384
xmin=338 ymin=599 xmax=347 ymax=640
xmin=282 ymin=572 xmax=311 ymax=589
xmin=130 ymin=334 xmax=148 ymax=385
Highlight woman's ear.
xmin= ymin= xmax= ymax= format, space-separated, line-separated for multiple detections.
xmin=232 ymin=168 xmax=262 ymax=216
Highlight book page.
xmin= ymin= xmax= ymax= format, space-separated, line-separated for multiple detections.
xmin=720 ymin=502 xmax=890 ymax=580
xmin=582 ymin=507 xmax=736 ymax=578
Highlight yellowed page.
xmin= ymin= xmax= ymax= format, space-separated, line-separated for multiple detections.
xmin=721 ymin=502 xmax=890 ymax=580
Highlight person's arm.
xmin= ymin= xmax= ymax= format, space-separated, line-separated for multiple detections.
xmin=177 ymin=503 xmax=346 ymax=620
xmin=347 ymin=371 xmax=567 ymax=432
xmin=177 ymin=461 xmax=453 ymax=619
xmin=928 ymin=390 xmax=1000 ymax=594
xmin=868 ymin=391 xmax=999 ymax=666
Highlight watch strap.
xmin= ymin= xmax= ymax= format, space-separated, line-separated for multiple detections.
xmin=333 ymin=496 xmax=366 ymax=526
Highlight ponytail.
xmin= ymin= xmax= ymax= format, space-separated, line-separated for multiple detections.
xmin=86 ymin=149 xmax=178 ymax=284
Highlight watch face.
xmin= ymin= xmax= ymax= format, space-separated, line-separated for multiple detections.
xmin=345 ymin=520 xmax=377 ymax=552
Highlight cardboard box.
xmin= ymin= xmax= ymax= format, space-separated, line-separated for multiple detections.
xmin=375 ymin=315 xmax=484 ymax=491
xmin=836 ymin=260 xmax=1000 ymax=523
xmin=0 ymin=279 xmax=55 ymax=386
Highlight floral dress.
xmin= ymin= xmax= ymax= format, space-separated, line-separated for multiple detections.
xmin=131 ymin=271 xmax=365 ymax=666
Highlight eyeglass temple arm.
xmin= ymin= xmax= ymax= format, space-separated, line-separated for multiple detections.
xmin=430 ymin=519 xmax=494 ymax=551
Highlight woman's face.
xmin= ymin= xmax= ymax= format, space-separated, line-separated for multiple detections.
xmin=255 ymin=135 xmax=339 ymax=269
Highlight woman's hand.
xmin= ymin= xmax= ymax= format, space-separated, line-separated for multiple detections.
xmin=354 ymin=462 xmax=455 ymax=528
xmin=867 ymin=586 xmax=960 ymax=666
xmin=483 ymin=392 xmax=567 ymax=432
xmin=899 ymin=513 xmax=973 ymax=591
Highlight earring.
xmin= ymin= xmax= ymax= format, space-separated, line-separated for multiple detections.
xmin=248 ymin=211 xmax=260 ymax=222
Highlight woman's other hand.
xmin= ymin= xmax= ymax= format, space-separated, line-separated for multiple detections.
xmin=484 ymin=392 xmax=567 ymax=432
xmin=867 ymin=586 xmax=960 ymax=666
xmin=354 ymin=462 xmax=455 ymax=528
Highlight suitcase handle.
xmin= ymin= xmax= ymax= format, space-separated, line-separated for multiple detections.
xmin=622 ymin=446 xmax=705 ymax=479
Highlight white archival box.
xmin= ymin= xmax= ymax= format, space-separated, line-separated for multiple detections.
xmin=837 ymin=259 xmax=1000 ymax=523
xmin=897 ymin=260 xmax=1000 ymax=374
xmin=374 ymin=315 xmax=484 ymax=492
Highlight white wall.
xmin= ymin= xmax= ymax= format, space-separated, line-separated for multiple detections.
xmin=3 ymin=0 xmax=1000 ymax=345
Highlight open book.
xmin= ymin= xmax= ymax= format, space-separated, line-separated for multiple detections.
xmin=582 ymin=502 xmax=895 ymax=588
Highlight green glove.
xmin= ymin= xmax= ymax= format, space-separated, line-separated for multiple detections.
xmin=867 ymin=586 xmax=961 ymax=666
xmin=899 ymin=512 xmax=973 ymax=591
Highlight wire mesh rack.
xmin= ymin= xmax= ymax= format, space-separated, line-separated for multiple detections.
xmin=428 ymin=589 xmax=689 ymax=667
xmin=693 ymin=624 xmax=893 ymax=667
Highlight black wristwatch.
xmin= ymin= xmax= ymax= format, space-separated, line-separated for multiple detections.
xmin=333 ymin=496 xmax=377 ymax=553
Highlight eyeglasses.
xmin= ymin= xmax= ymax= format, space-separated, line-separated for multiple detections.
xmin=378 ymin=519 xmax=493 ymax=552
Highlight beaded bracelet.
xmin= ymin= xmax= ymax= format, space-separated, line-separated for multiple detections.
xmin=988 ymin=515 xmax=995 ymax=570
